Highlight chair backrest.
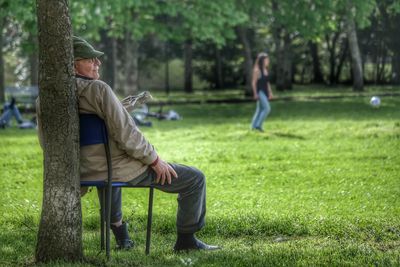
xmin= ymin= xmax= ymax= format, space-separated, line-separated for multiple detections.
xmin=79 ymin=114 xmax=108 ymax=146
xmin=79 ymin=113 xmax=113 ymax=184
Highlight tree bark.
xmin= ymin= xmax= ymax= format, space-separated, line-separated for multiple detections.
xmin=36 ymin=0 xmax=82 ymax=263
xmin=308 ymin=41 xmax=324 ymax=84
xmin=184 ymin=38 xmax=193 ymax=93
xmin=236 ymin=26 xmax=252 ymax=95
xmin=345 ymin=10 xmax=364 ymax=91
xmin=0 ymin=18 xmax=5 ymax=103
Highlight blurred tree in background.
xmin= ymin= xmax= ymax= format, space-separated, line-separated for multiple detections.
xmin=1 ymin=0 xmax=400 ymax=102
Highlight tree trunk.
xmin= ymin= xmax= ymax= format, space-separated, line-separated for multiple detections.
xmin=377 ymin=47 xmax=387 ymax=83
xmin=308 ymin=41 xmax=324 ymax=83
xmin=236 ymin=26 xmax=252 ymax=95
xmin=326 ymin=33 xmax=339 ymax=85
xmin=122 ymin=31 xmax=139 ymax=95
xmin=273 ymin=26 xmax=285 ymax=91
xmin=392 ymin=52 xmax=400 ymax=85
xmin=164 ymin=42 xmax=170 ymax=95
xmin=36 ymin=0 xmax=82 ymax=263
xmin=334 ymin=39 xmax=348 ymax=83
xmin=29 ymin=52 xmax=39 ymax=86
xmin=274 ymin=31 xmax=292 ymax=91
xmin=184 ymin=39 xmax=193 ymax=93
xmin=100 ymin=29 xmax=116 ymax=90
xmin=0 ymin=18 xmax=5 ymax=103
xmin=28 ymin=31 xmax=39 ymax=86
xmin=215 ymin=46 xmax=223 ymax=89
xmin=282 ymin=34 xmax=293 ymax=90
xmin=377 ymin=1 xmax=400 ymax=85
xmin=345 ymin=11 xmax=364 ymax=91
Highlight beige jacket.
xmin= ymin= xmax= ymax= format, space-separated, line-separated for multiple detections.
xmin=37 ymin=77 xmax=158 ymax=182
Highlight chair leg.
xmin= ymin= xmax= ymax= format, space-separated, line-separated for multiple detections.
xmin=105 ymin=187 xmax=112 ymax=260
xmin=145 ymin=187 xmax=154 ymax=255
xmin=100 ymin=188 xmax=105 ymax=250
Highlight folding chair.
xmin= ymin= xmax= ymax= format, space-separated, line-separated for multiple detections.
xmin=79 ymin=113 xmax=154 ymax=259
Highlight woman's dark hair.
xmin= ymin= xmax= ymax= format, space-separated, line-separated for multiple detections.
xmin=258 ymin=55 xmax=268 ymax=72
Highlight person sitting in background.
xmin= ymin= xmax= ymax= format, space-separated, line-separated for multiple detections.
xmin=0 ymin=97 xmax=24 ymax=129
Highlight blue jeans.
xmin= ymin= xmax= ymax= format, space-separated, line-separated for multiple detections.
xmin=0 ymin=104 xmax=23 ymax=126
xmin=251 ymin=90 xmax=271 ymax=130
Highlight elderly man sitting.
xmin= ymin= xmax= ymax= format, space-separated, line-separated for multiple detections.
xmin=36 ymin=36 xmax=220 ymax=252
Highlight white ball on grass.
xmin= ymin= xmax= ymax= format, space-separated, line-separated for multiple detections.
xmin=370 ymin=96 xmax=381 ymax=108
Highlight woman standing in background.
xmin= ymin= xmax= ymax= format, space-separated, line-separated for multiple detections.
xmin=251 ymin=53 xmax=273 ymax=132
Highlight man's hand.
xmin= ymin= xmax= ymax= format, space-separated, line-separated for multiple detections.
xmin=151 ymin=158 xmax=178 ymax=185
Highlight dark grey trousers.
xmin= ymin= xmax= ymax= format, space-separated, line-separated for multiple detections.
xmin=100 ymin=163 xmax=206 ymax=234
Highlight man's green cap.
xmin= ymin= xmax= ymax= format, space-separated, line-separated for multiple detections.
xmin=73 ymin=36 xmax=104 ymax=60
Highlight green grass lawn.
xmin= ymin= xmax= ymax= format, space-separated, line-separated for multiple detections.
xmin=0 ymin=92 xmax=399 ymax=266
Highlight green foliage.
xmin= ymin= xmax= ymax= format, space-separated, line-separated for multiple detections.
xmin=271 ymin=0 xmax=337 ymax=39
xmin=334 ymin=0 xmax=377 ymax=28
xmin=0 ymin=88 xmax=399 ymax=266
xmin=159 ymin=0 xmax=247 ymax=45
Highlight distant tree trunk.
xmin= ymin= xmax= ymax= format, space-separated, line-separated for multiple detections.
xmin=215 ymin=46 xmax=223 ymax=89
xmin=122 ymin=31 xmax=139 ymax=95
xmin=326 ymin=32 xmax=339 ymax=85
xmin=236 ymin=26 xmax=252 ymax=95
xmin=184 ymin=39 xmax=193 ymax=93
xmin=274 ymin=31 xmax=292 ymax=90
xmin=164 ymin=42 xmax=170 ymax=95
xmin=345 ymin=11 xmax=363 ymax=91
xmin=334 ymin=39 xmax=348 ymax=83
xmin=36 ymin=0 xmax=82 ymax=263
xmin=100 ymin=29 xmax=116 ymax=89
xmin=377 ymin=1 xmax=400 ymax=85
xmin=29 ymin=51 xmax=39 ymax=86
xmin=309 ymin=41 xmax=324 ymax=83
xmin=282 ymin=34 xmax=293 ymax=90
xmin=392 ymin=53 xmax=400 ymax=85
xmin=29 ymin=26 xmax=39 ymax=86
xmin=377 ymin=47 xmax=387 ymax=83
xmin=0 ymin=18 xmax=5 ymax=103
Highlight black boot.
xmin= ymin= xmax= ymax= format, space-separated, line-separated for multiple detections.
xmin=174 ymin=233 xmax=220 ymax=252
xmin=111 ymin=222 xmax=134 ymax=250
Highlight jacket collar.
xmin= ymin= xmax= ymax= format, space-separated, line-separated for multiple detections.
xmin=76 ymin=74 xmax=93 ymax=80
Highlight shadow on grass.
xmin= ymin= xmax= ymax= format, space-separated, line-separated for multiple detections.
xmin=270 ymin=131 xmax=306 ymax=140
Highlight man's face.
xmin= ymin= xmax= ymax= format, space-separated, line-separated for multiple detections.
xmin=74 ymin=58 xmax=101 ymax=80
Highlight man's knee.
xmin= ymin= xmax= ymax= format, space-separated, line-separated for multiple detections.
xmin=192 ymin=167 xmax=205 ymax=187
